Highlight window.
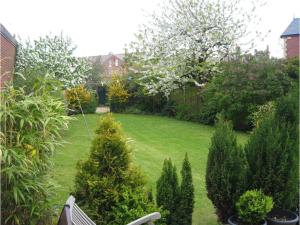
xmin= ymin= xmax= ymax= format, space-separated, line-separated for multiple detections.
xmin=109 ymin=60 xmax=112 ymax=67
xmin=115 ymin=59 xmax=119 ymax=66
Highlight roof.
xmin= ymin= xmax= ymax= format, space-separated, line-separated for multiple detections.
xmin=0 ymin=23 xmax=17 ymax=46
xmin=87 ymin=53 xmax=125 ymax=64
xmin=281 ymin=18 xmax=300 ymax=38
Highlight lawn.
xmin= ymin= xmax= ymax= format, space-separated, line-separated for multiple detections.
xmin=51 ymin=114 xmax=248 ymax=225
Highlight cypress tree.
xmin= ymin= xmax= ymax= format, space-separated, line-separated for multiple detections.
xmin=246 ymin=88 xmax=299 ymax=210
xmin=156 ymin=158 xmax=180 ymax=225
xmin=179 ymin=153 xmax=195 ymax=225
xmin=206 ymin=119 xmax=247 ymax=223
xmin=74 ymin=114 xmax=159 ymax=225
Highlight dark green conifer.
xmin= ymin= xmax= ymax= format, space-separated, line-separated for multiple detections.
xmin=246 ymin=88 xmax=299 ymax=210
xmin=206 ymin=119 xmax=247 ymax=223
xmin=156 ymin=158 xmax=180 ymax=225
xmin=179 ymin=153 xmax=195 ymax=225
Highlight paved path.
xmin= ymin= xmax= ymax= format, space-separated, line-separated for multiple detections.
xmin=96 ymin=106 xmax=110 ymax=114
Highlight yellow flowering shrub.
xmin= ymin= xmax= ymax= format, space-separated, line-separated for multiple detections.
xmin=65 ymin=85 xmax=92 ymax=111
xmin=108 ymin=74 xmax=129 ymax=103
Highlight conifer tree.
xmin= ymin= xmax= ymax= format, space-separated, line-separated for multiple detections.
xmin=246 ymin=88 xmax=299 ymax=210
xmin=179 ymin=153 xmax=195 ymax=225
xmin=74 ymin=114 xmax=160 ymax=225
xmin=156 ymin=158 xmax=180 ymax=225
xmin=206 ymin=119 xmax=247 ymax=223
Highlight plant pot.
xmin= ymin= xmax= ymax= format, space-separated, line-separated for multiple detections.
xmin=267 ymin=209 xmax=299 ymax=225
xmin=228 ymin=215 xmax=267 ymax=225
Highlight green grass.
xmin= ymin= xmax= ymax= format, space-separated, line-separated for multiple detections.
xmin=51 ymin=114 xmax=248 ymax=225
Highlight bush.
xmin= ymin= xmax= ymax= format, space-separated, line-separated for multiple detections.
xmin=156 ymin=158 xmax=180 ymax=225
xmin=108 ymin=74 xmax=130 ymax=112
xmin=236 ymin=190 xmax=274 ymax=224
xmin=65 ymin=85 xmax=92 ymax=114
xmin=251 ymin=101 xmax=275 ymax=128
xmin=74 ymin=114 xmax=163 ymax=225
xmin=179 ymin=153 xmax=195 ymax=225
xmin=81 ymin=91 xmax=98 ymax=114
xmin=206 ymin=118 xmax=247 ymax=222
xmin=1 ymin=82 xmax=70 ymax=225
xmin=245 ymin=88 xmax=299 ymax=210
xmin=200 ymin=53 xmax=292 ymax=130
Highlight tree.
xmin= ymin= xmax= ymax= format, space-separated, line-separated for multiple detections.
xmin=199 ymin=51 xmax=292 ymax=130
xmin=206 ymin=118 xmax=247 ymax=223
xmin=179 ymin=153 xmax=195 ymax=225
xmin=245 ymin=87 xmax=299 ymax=210
xmin=156 ymin=158 xmax=180 ymax=225
xmin=15 ymin=33 xmax=91 ymax=88
xmin=129 ymin=0 xmax=264 ymax=97
xmin=74 ymin=114 xmax=161 ymax=225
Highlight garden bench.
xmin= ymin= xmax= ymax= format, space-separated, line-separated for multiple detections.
xmin=57 ymin=195 xmax=161 ymax=225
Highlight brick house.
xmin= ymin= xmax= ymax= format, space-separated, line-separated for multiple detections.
xmin=87 ymin=52 xmax=125 ymax=81
xmin=280 ymin=18 xmax=300 ymax=58
xmin=0 ymin=23 xmax=17 ymax=89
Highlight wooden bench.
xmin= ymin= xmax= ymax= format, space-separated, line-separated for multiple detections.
xmin=57 ymin=195 xmax=161 ymax=225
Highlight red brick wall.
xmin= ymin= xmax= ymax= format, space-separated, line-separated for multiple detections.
xmin=102 ymin=55 xmax=124 ymax=76
xmin=284 ymin=35 xmax=299 ymax=58
xmin=0 ymin=34 xmax=16 ymax=89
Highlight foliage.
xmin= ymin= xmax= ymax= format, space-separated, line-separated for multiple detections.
xmin=245 ymin=88 xmax=299 ymax=210
xmin=85 ymin=56 xmax=104 ymax=90
xmin=108 ymin=74 xmax=130 ymax=112
xmin=251 ymin=101 xmax=275 ymax=128
xmin=179 ymin=153 xmax=194 ymax=225
xmin=284 ymin=57 xmax=299 ymax=79
xmin=128 ymin=0 xmax=263 ymax=97
xmin=236 ymin=190 xmax=273 ymax=225
xmin=206 ymin=118 xmax=247 ymax=223
xmin=65 ymin=85 xmax=92 ymax=114
xmin=73 ymin=114 xmax=163 ymax=225
xmin=0 ymin=80 xmax=70 ymax=225
xmin=15 ymin=33 xmax=91 ymax=88
xmin=156 ymin=158 xmax=180 ymax=225
xmin=200 ymin=52 xmax=292 ymax=130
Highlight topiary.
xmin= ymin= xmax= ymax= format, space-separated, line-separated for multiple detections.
xmin=74 ymin=114 xmax=162 ymax=225
xmin=156 ymin=158 xmax=180 ymax=225
xmin=206 ymin=118 xmax=247 ymax=223
xmin=236 ymin=190 xmax=274 ymax=225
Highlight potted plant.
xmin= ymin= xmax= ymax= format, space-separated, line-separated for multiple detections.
xmin=228 ymin=190 xmax=274 ymax=225
xmin=266 ymin=209 xmax=298 ymax=225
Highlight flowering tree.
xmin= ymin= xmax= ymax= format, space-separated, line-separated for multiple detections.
xmin=128 ymin=0 xmax=263 ymax=97
xmin=16 ymin=34 xmax=91 ymax=88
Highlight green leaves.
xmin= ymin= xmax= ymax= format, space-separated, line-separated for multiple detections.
xmin=236 ymin=190 xmax=273 ymax=224
xmin=1 ymin=85 xmax=70 ymax=225
xmin=206 ymin=119 xmax=247 ymax=223
xmin=74 ymin=114 xmax=160 ymax=225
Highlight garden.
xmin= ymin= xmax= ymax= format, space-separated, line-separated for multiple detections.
xmin=1 ymin=0 xmax=299 ymax=225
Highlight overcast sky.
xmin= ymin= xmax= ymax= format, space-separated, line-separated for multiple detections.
xmin=1 ymin=0 xmax=299 ymax=58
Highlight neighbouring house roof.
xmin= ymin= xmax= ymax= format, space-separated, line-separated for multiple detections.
xmin=0 ymin=23 xmax=17 ymax=46
xmin=87 ymin=53 xmax=125 ymax=64
xmin=281 ymin=18 xmax=300 ymax=38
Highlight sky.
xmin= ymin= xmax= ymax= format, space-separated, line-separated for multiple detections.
xmin=0 ymin=0 xmax=299 ymax=58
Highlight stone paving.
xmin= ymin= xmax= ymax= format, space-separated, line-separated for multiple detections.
xmin=95 ymin=106 xmax=110 ymax=114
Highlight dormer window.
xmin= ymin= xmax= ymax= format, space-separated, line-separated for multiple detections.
xmin=115 ymin=59 xmax=118 ymax=66
xmin=109 ymin=60 xmax=112 ymax=67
